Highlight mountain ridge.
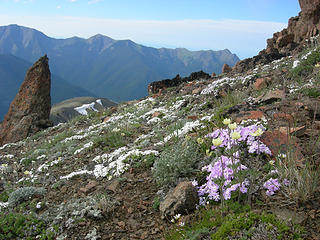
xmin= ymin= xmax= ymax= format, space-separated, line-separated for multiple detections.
xmin=0 ymin=24 xmax=239 ymax=102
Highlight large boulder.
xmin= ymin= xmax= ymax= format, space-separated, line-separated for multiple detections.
xmin=0 ymin=55 xmax=52 ymax=146
xmin=160 ymin=181 xmax=199 ymax=218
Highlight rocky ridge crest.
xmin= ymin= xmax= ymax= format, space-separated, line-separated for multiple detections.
xmin=234 ymin=0 xmax=320 ymax=73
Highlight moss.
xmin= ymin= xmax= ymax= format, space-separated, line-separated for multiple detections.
xmin=152 ymin=196 xmax=161 ymax=210
xmin=0 ymin=212 xmax=55 ymax=240
xmin=0 ymin=191 xmax=9 ymax=202
xmin=166 ymin=203 xmax=305 ymax=240
xmin=299 ymin=87 xmax=320 ymax=98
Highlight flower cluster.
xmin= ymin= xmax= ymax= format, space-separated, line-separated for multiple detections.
xmin=197 ymin=120 xmax=272 ymax=205
xmin=207 ymin=122 xmax=271 ymax=155
xmin=198 ymin=155 xmax=249 ymax=204
xmin=263 ymin=178 xmax=281 ymax=196
xmin=263 ymin=176 xmax=289 ymax=196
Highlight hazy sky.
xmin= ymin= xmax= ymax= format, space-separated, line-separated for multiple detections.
xmin=0 ymin=0 xmax=301 ymax=59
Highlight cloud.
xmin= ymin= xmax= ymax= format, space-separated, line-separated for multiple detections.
xmin=0 ymin=15 xmax=286 ymax=58
xmin=12 ymin=0 xmax=34 ymax=3
xmin=88 ymin=0 xmax=103 ymax=4
xmin=57 ymin=5 xmax=61 ymax=9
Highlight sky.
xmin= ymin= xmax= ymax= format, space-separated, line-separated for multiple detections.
xmin=0 ymin=0 xmax=301 ymax=59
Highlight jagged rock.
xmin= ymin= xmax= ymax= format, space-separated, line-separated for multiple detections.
xmin=192 ymin=87 xmax=204 ymax=95
xmin=106 ymin=179 xmax=120 ymax=193
xmin=236 ymin=110 xmax=265 ymax=123
xmin=254 ymin=78 xmax=268 ymax=90
xmin=256 ymin=89 xmax=286 ymax=103
xmin=148 ymin=71 xmax=210 ymax=95
xmin=79 ymin=180 xmax=98 ymax=194
xmin=233 ymin=50 xmax=284 ymax=73
xmin=0 ymin=55 xmax=52 ymax=146
xmin=261 ymin=130 xmax=304 ymax=165
xmin=234 ymin=0 xmax=320 ymax=73
xmin=159 ymin=181 xmax=198 ymax=218
xmin=279 ymin=126 xmax=306 ymax=137
xmin=273 ymin=112 xmax=294 ymax=123
xmin=222 ymin=63 xmax=232 ymax=73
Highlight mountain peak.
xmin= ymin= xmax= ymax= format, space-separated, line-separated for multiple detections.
xmin=88 ymin=34 xmax=114 ymax=41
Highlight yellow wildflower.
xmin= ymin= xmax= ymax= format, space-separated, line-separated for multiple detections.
xmin=250 ymin=128 xmax=264 ymax=137
xmin=197 ymin=138 xmax=204 ymax=144
xmin=223 ymin=118 xmax=231 ymax=125
xmin=228 ymin=123 xmax=237 ymax=130
xmin=212 ymin=137 xmax=223 ymax=146
xmin=231 ymin=131 xmax=241 ymax=140
xmin=206 ymin=149 xmax=213 ymax=157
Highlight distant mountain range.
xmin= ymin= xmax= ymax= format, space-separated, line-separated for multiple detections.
xmin=0 ymin=54 xmax=96 ymax=121
xmin=0 ymin=24 xmax=240 ymax=103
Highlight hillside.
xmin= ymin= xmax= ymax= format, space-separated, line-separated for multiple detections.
xmin=0 ymin=25 xmax=239 ymax=101
xmin=0 ymin=54 xmax=97 ymax=121
xmin=50 ymin=97 xmax=117 ymax=125
xmin=0 ymin=42 xmax=319 ymax=239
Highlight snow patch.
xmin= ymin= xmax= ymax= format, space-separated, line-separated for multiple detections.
xmin=74 ymin=102 xmax=98 ymax=115
xmin=96 ymin=99 xmax=103 ymax=105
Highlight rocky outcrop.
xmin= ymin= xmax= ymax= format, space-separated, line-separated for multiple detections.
xmin=233 ymin=49 xmax=284 ymax=73
xmin=222 ymin=63 xmax=232 ymax=74
xmin=0 ymin=55 xmax=52 ymax=146
xmin=234 ymin=0 xmax=320 ymax=73
xmin=266 ymin=0 xmax=320 ymax=55
xmin=148 ymin=71 xmax=211 ymax=95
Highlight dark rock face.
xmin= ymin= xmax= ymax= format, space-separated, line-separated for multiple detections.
xmin=233 ymin=47 xmax=285 ymax=73
xmin=234 ymin=0 xmax=320 ymax=73
xmin=148 ymin=71 xmax=211 ymax=95
xmin=0 ymin=55 xmax=52 ymax=146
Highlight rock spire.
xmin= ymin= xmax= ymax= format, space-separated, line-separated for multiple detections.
xmin=0 ymin=55 xmax=52 ymax=146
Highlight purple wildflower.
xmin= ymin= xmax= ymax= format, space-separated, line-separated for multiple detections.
xmin=263 ymin=178 xmax=281 ymax=196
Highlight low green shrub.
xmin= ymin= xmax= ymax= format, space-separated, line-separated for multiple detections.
xmin=8 ymin=187 xmax=46 ymax=207
xmin=290 ymin=49 xmax=320 ymax=79
xmin=153 ymin=138 xmax=202 ymax=187
xmin=128 ymin=154 xmax=157 ymax=168
xmin=92 ymin=131 xmax=128 ymax=152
